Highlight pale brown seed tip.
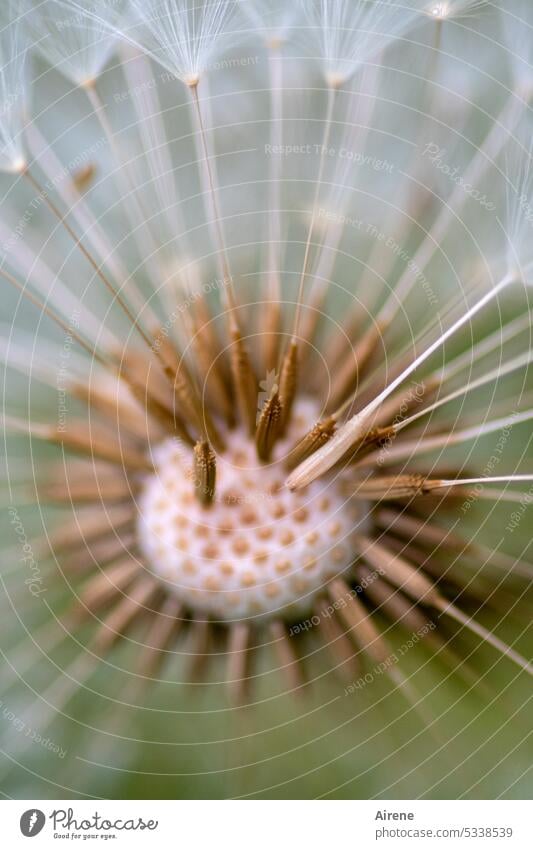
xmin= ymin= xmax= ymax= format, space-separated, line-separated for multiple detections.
xmin=155 ymin=335 xmax=225 ymax=451
xmin=255 ymin=390 xmax=283 ymax=461
xmin=286 ymin=408 xmax=375 ymax=489
xmin=285 ymin=417 xmax=337 ymax=470
xmin=193 ymin=440 xmax=217 ymax=506
xmin=229 ymin=326 xmax=258 ymax=435
xmin=278 ymin=339 xmax=299 ymax=434
xmin=72 ymin=162 xmax=96 ymax=192
xmin=261 ymin=298 xmax=281 ymax=373
xmin=351 ymin=475 xmax=445 ymax=501
xmin=327 ymin=322 xmax=385 ymax=413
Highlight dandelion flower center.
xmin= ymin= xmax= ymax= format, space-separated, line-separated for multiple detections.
xmin=137 ymin=399 xmax=361 ymax=620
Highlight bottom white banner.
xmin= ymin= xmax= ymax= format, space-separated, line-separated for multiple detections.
xmin=1 ymin=799 xmax=530 ymax=847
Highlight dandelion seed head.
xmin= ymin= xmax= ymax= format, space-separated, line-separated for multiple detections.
xmin=138 ymin=400 xmax=359 ymax=620
xmin=126 ymin=0 xmax=238 ymax=85
xmin=1 ymin=0 xmax=533 ymax=792
xmin=299 ymin=0 xmax=421 ymax=86
xmin=502 ymin=123 xmax=533 ymax=282
xmin=22 ymin=0 xmax=127 ymax=87
xmin=237 ymin=0 xmax=295 ymax=48
xmin=0 ymin=8 xmax=29 ymax=173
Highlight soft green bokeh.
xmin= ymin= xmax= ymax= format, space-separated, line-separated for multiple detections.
xmin=1 ymin=2 xmax=532 ymax=799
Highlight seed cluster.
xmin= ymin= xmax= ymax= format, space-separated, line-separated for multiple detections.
xmin=138 ymin=400 xmax=364 ymax=619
